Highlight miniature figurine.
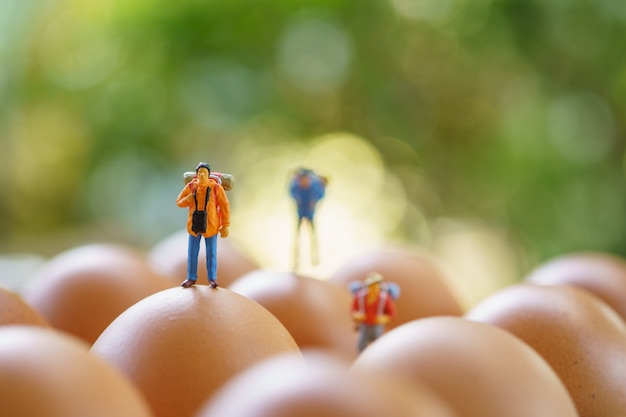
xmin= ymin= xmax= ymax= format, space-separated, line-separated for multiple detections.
xmin=289 ymin=168 xmax=327 ymax=270
xmin=177 ymin=162 xmax=231 ymax=289
xmin=350 ymin=272 xmax=399 ymax=353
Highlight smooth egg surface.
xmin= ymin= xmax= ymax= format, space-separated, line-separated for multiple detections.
xmin=228 ymin=270 xmax=358 ymax=360
xmin=466 ymin=284 xmax=626 ymax=417
xmin=91 ymin=285 xmax=300 ymax=417
xmin=0 ymin=326 xmax=153 ymax=417
xmin=23 ymin=244 xmax=171 ymax=344
xmin=352 ymin=316 xmax=578 ymax=417
xmin=525 ymin=251 xmax=626 ymax=321
xmin=195 ymin=351 xmax=456 ymax=417
xmin=0 ymin=286 xmax=48 ymax=327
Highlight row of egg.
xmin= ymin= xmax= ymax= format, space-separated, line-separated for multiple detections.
xmin=2 ymin=229 xmax=626 ymax=416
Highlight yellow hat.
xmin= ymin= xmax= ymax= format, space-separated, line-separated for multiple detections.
xmin=364 ymin=272 xmax=383 ymax=286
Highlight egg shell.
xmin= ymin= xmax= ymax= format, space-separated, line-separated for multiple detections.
xmin=0 ymin=326 xmax=153 ymax=417
xmin=91 ymin=285 xmax=300 ymax=417
xmin=329 ymin=247 xmax=464 ymax=331
xmin=0 ymin=286 xmax=48 ymax=327
xmin=466 ymin=284 xmax=626 ymax=417
xmin=195 ymin=351 xmax=455 ymax=417
xmin=525 ymin=251 xmax=626 ymax=321
xmin=22 ymin=244 xmax=172 ymax=344
xmin=148 ymin=230 xmax=258 ymax=287
xmin=228 ymin=270 xmax=358 ymax=360
xmin=352 ymin=316 xmax=578 ymax=417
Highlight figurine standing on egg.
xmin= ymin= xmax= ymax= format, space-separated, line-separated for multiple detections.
xmin=289 ymin=168 xmax=327 ymax=271
xmin=177 ymin=162 xmax=231 ymax=289
xmin=350 ymin=272 xmax=399 ymax=353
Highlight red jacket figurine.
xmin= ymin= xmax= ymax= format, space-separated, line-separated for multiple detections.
xmin=351 ymin=272 xmax=397 ymax=352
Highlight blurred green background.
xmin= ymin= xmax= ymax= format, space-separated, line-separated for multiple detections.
xmin=1 ymin=0 xmax=625 ymax=288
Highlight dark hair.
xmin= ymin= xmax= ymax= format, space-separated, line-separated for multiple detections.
xmin=195 ymin=162 xmax=211 ymax=173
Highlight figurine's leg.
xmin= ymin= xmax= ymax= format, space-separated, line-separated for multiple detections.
xmin=292 ymin=218 xmax=302 ymax=272
xmin=357 ymin=324 xmax=369 ymax=353
xmin=182 ymin=233 xmax=201 ymax=288
xmin=358 ymin=324 xmax=384 ymax=353
xmin=309 ymin=219 xmax=319 ymax=265
xmin=205 ymin=234 xmax=218 ymax=288
xmin=372 ymin=324 xmax=385 ymax=341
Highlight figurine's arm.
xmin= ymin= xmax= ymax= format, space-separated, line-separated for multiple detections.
xmin=215 ymin=184 xmax=230 ymax=237
xmin=312 ymin=178 xmax=326 ymax=201
xmin=176 ymin=183 xmax=195 ymax=208
xmin=381 ymin=295 xmax=396 ymax=321
xmin=351 ymin=295 xmax=365 ymax=322
xmin=289 ymin=181 xmax=301 ymax=202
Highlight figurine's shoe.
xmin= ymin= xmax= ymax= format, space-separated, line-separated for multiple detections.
xmin=209 ymin=280 xmax=219 ymax=289
xmin=181 ymin=279 xmax=196 ymax=288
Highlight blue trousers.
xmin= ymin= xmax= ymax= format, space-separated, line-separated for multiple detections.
xmin=187 ymin=233 xmax=218 ymax=282
xmin=357 ymin=324 xmax=384 ymax=353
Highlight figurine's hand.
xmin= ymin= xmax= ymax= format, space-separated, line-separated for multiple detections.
xmin=352 ymin=313 xmax=365 ymax=322
xmin=376 ymin=314 xmax=391 ymax=325
xmin=219 ymin=226 xmax=229 ymax=238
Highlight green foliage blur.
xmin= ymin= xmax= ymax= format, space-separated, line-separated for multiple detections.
xmin=1 ymin=0 xmax=625 ymax=267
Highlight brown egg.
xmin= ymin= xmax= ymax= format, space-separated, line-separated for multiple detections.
xmin=466 ymin=284 xmax=626 ymax=417
xmin=0 ymin=326 xmax=153 ymax=417
xmin=22 ymin=244 xmax=172 ymax=344
xmin=91 ymin=285 xmax=300 ymax=417
xmin=228 ymin=270 xmax=358 ymax=360
xmin=526 ymin=251 xmax=626 ymax=321
xmin=0 ymin=286 xmax=48 ymax=327
xmin=352 ymin=316 xmax=578 ymax=417
xmin=148 ymin=230 xmax=258 ymax=287
xmin=329 ymin=247 xmax=464 ymax=331
xmin=195 ymin=351 xmax=455 ymax=417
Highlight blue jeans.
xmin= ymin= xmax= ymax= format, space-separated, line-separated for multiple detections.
xmin=187 ymin=233 xmax=218 ymax=282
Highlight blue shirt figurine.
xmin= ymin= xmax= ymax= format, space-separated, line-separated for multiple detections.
xmin=289 ymin=168 xmax=327 ymax=270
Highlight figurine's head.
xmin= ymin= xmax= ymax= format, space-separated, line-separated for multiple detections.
xmin=294 ymin=168 xmax=317 ymax=189
xmin=364 ymin=272 xmax=383 ymax=295
xmin=195 ymin=162 xmax=211 ymax=182
xmin=298 ymin=175 xmax=312 ymax=188
xmin=364 ymin=272 xmax=383 ymax=286
xmin=196 ymin=162 xmax=211 ymax=174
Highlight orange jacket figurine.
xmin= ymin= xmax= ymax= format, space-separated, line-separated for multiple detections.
xmin=177 ymin=162 xmax=230 ymax=289
xmin=351 ymin=272 xmax=398 ymax=352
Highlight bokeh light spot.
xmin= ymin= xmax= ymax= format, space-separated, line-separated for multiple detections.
xmin=38 ymin=8 xmax=121 ymax=90
xmin=277 ymin=13 xmax=352 ymax=94
xmin=85 ymin=154 xmax=177 ymax=243
xmin=10 ymin=105 xmax=90 ymax=191
xmin=230 ymin=132 xmax=407 ymax=277
xmin=390 ymin=0 xmax=460 ymax=23
xmin=97 ymin=69 xmax=167 ymax=134
xmin=548 ymin=92 xmax=615 ymax=165
xmin=553 ymin=176 xmax=625 ymax=249
xmin=0 ymin=0 xmax=40 ymax=59
xmin=8 ymin=103 xmax=90 ymax=229
xmin=498 ymin=74 xmax=547 ymax=155
xmin=177 ymin=59 xmax=264 ymax=130
xmin=431 ymin=219 xmax=522 ymax=309
xmin=596 ymin=0 xmax=626 ymax=21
